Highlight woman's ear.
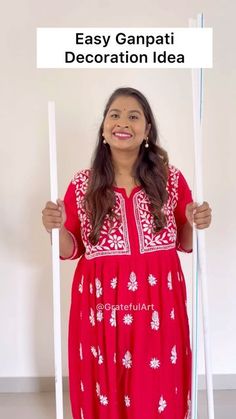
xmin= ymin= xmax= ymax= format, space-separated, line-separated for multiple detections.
xmin=146 ymin=123 xmax=151 ymax=137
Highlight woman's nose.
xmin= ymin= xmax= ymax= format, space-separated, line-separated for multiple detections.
xmin=116 ymin=119 xmax=129 ymax=128
xmin=116 ymin=123 xmax=129 ymax=128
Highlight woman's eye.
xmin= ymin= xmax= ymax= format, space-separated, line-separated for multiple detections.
xmin=109 ymin=113 xmax=138 ymax=120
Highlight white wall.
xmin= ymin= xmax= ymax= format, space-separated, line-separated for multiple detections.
xmin=0 ymin=0 xmax=235 ymax=381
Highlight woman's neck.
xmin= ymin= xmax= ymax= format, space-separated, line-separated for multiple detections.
xmin=111 ymin=150 xmax=138 ymax=177
xmin=111 ymin=150 xmax=141 ymax=187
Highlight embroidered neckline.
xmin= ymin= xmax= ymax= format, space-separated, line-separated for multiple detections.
xmin=112 ymin=185 xmax=143 ymax=199
xmin=72 ymin=165 xmax=180 ymax=259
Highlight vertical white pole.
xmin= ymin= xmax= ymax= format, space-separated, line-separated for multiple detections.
xmin=189 ymin=13 xmax=215 ymax=419
xmin=48 ymin=101 xmax=64 ymax=419
xmin=190 ymin=19 xmax=200 ymax=414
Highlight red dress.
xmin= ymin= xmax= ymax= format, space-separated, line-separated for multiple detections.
xmin=61 ymin=164 xmax=193 ymax=419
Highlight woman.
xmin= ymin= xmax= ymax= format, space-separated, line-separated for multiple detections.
xmin=42 ymin=87 xmax=212 ymax=419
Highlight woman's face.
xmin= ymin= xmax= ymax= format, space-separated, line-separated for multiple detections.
xmin=102 ymin=95 xmax=151 ymax=151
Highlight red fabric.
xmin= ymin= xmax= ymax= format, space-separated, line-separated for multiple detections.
xmin=59 ymin=181 xmax=85 ymax=260
xmin=174 ymin=170 xmax=193 ymax=253
xmin=61 ymin=166 xmax=193 ymax=419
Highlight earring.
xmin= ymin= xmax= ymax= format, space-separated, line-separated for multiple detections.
xmin=103 ymin=139 xmax=107 ymax=144
xmin=144 ymin=137 xmax=149 ymax=148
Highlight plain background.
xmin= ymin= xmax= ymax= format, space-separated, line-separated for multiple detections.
xmin=0 ymin=0 xmax=235 ymax=385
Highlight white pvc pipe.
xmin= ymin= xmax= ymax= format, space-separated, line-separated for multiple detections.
xmin=189 ymin=19 xmax=200 ymax=418
xmin=189 ymin=13 xmax=215 ymax=419
xmin=191 ymin=219 xmax=199 ymax=418
xmin=48 ymin=101 xmax=64 ymax=419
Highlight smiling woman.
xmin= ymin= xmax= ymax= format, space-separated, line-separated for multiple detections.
xmin=42 ymin=86 xmax=212 ymax=419
xmin=103 ymin=96 xmax=150 ymax=152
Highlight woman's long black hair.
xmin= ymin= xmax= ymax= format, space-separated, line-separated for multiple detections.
xmin=83 ymin=87 xmax=169 ymax=245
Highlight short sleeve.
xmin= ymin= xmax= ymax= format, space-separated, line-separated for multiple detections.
xmin=174 ymin=170 xmax=193 ymax=253
xmin=60 ymin=180 xmax=85 ymax=260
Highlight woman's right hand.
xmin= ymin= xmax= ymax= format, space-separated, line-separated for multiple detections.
xmin=42 ymin=199 xmax=66 ymax=233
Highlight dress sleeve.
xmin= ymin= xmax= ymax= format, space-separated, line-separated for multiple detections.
xmin=174 ymin=170 xmax=193 ymax=253
xmin=60 ymin=180 xmax=85 ymax=260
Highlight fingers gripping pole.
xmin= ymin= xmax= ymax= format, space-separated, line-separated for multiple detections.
xmin=48 ymin=101 xmax=64 ymax=419
xmin=189 ymin=14 xmax=215 ymax=419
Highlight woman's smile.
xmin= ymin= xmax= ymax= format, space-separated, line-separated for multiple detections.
xmin=112 ymin=131 xmax=133 ymax=140
xmin=103 ymin=95 xmax=150 ymax=148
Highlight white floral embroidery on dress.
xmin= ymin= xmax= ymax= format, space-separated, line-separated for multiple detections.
xmin=98 ymin=347 xmax=103 ymax=365
xmin=167 ymin=227 xmax=176 ymax=242
xmin=110 ymin=277 xmax=118 ymax=289
xmin=79 ymin=343 xmax=83 ymax=360
xmin=80 ymin=408 xmax=84 ymax=419
xmin=151 ymin=311 xmax=160 ymax=331
xmin=95 ymin=382 xmax=109 ymax=406
xmin=110 ymin=308 xmax=116 ymax=327
xmin=96 ymin=310 xmax=103 ymax=322
xmin=91 ymin=345 xmax=103 ymax=364
xmin=72 ymin=165 xmax=181 ymax=259
xmin=148 ymin=273 xmax=157 ymax=286
xmin=133 ymin=165 xmax=180 ymax=255
xmin=78 ymin=275 xmax=84 ymax=293
xmin=150 ymin=358 xmax=160 ymax=369
xmin=89 ymin=308 xmax=95 ymax=326
xmin=170 ymin=308 xmax=175 ymax=320
xmin=167 ymin=272 xmax=173 ymax=290
xmin=184 ymin=391 xmax=191 ymax=419
xmin=100 ymin=395 xmax=109 ymax=405
xmin=108 ymin=233 xmax=124 ymax=250
xmin=177 ymin=271 xmax=182 ymax=282
xmin=72 ymin=169 xmax=131 ymax=259
xmin=158 ymin=395 xmax=167 ymax=413
xmin=95 ymin=278 xmax=103 ymax=298
xmin=114 ymin=352 xmax=116 ymax=364
xmin=124 ymin=395 xmax=131 ymax=407
xmin=123 ymin=314 xmax=133 ymax=325
xmin=128 ymin=271 xmax=138 ymax=291
xmin=80 ymin=380 xmax=84 ymax=392
xmin=96 ymin=382 xmax=100 ymax=397
xmin=122 ymin=351 xmax=132 ymax=369
xmin=90 ymin=282 xmax=93 ymax=294
xmin=170 ymin=345 xmax=177 ymax=364
xmin=91 ymin=346 xmax=97 ymax=357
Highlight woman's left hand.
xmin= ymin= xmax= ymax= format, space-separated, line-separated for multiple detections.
xmin=185 ymin=201 xmax=212 ymax=229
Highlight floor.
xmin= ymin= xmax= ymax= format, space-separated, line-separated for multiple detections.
xmin=0 ymin=390 xmax=235 ymax=418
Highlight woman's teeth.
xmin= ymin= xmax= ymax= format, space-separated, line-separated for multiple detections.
xmin=113 ymin=132 xmax=132 ymax=139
